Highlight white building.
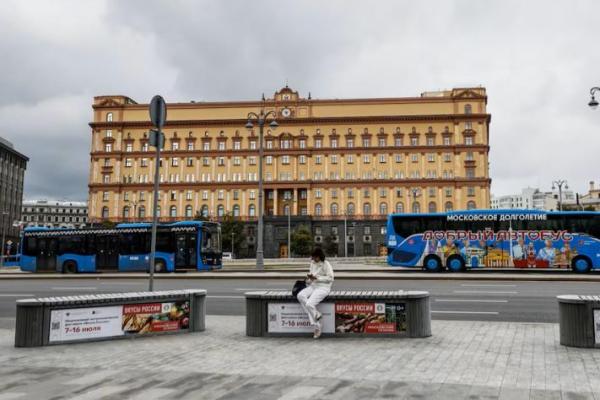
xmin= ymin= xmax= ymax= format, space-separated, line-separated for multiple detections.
xmin=491 ymin=187 xmax=575 ymax=211
xmin=21 ymin=200 xmax=88 ymax=229
xmin=581 ymin=181 xmax=600 ymax=211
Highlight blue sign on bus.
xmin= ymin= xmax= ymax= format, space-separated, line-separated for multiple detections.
xmin=19 ymin=221 xmax=222 ymax=273
xmin=386 ymin=209 xmax=600 ymax=273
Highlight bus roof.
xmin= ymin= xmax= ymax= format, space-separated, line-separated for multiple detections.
xmin=389 ymin=209 xmax=600 ymax=218
xmin=116 ymin=221 xmax=212 ymax=229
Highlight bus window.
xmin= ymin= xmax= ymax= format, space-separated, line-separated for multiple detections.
xmin=23 ymin=237 xmax=38 ymax=256
xmin=156 ymin=231 xmax=174 ymax=253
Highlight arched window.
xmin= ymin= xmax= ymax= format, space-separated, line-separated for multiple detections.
xmin=101 ymin=206 xmax=109 ymax=219
xmin=138 ymin=206 xmax=146 ymax=218
xmin=347 ymin=202 xmax=355 ymax=216
xmin=445 ymin=202 xmax=453 ymax=212
xmin=464 ymin=104 xmax=472 ymax=114
xmin=412 ymin=201 xmax=421 ymax=213
xmin=156 ymin=206 xmax=161 ymax=217
xmin=330 ymin=203 xmax=338 ymax=216
xmin=248 ymin=204 xmax=256 ymax=217
xmin=315 ymin=203 xmax=322 ymax=216
xmin=428 ymin=202 xmax=437 ymax=213
xmin=283 ymin=204 xmax=290 ymax=216
xmin=185 ymin=205 xmax=193 ymax=217
xmin=217 ymin=205 xmax=225 ymax=217
xmin=233 ymin=205 xmax=240 ymax=217
xmin=122 ymin=206 xmax=130 ymax=218
xmin=170 ymin=206 xmax=177 ymax=217
xmin=106 ymin=112 xmax=113 ymax=122
xmin=201 ymin=205 xmax=209 ymax=217
xmin=395 ymin=202 xmax=404 ymax=213
xmin=379 ymin=202 xmax=387 ymax=215
xmin=467 ymin=201 xmax=476 ymax=210
xmin=363 ymin=202 xmax=371 ymax=215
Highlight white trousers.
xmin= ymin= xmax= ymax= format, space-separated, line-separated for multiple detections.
xmin=297 ymin=285 xmax=330 ymax=326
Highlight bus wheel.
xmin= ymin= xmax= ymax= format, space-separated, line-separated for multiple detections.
xmin=571 ymin=256 xmax=591 ymax=274
xmin=446 ymin=255 xmax=465 ymax=272
xmin=63 ymin=261 xmax=77 ymax=274
xmin=154 ymin=259 xmax=166 ymax=273
xmin=423 ymin=255 xmax=443 ymax=272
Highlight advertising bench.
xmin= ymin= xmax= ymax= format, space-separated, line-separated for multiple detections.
xmin=246 ymin=290 xmax=431 ymax=338
xmin=557 ymin=295 xmax=600 ymax=348
xmin=15 ymin=289 xmax=206 ymax=347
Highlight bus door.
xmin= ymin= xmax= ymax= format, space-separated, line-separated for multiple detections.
xmin=37 ymin=237 xmax=58 ymax=272
xmin=175 ymin=232 xmax=197 ymax=269
xmin=96 ymin=235 xmax=119 ymax=270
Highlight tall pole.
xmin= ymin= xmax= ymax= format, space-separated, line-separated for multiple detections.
xmin=552 ymin=180 xmax=567 ymax=212
xmin=257 ymin=116 xmax=265 ymax=269
xmin=287 ymin=202 xmax=291 ymax=259
xmin=231 ymin=231 xmax=234 ymax=258
xmin=344 ymin=211 xmax=348 ymax=258
xmin=0 ymin=212 xmax=7 ymax=268
xmin=559 ymin=186 xmax=563 ymax=211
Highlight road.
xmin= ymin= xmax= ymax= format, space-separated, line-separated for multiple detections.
xmin=1 ymin=277 xmax=598 ymax=329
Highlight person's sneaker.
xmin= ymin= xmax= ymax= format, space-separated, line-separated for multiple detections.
xmin=313 ymin=326 xmax=322 ymax=339
xmin=315 ymin=311 xmax=322 ymax=321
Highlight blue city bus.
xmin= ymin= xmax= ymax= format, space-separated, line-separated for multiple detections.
xmin=19 ymin=221 xmax=222 ymax=273
xmin=386 ymin=210 xmax=600 ymax=273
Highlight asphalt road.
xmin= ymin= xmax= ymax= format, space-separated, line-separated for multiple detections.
xmin=1 ymin=278 xmax=598 ymax=329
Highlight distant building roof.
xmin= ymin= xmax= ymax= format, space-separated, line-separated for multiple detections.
xmin=0 ymin=136 xmax=29 ymax=161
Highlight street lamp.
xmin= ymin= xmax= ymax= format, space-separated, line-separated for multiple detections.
xmin=589 ymin=87 xmax=600 ymax=110
xmin=245 ymin=99 xmax=278 ymax=270
xmin=231 ymin=231 xmax=235 ymax=259
xmin=411 ymin=188 xmax=421 ymax=213
xmin=0 ymin=211 xmax=8 ymax=268
xmin=552 ymin=180 xmax=568 ymax=211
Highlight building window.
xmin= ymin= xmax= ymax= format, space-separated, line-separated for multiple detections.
xmin=363 ymin=188 xmax=370 ymax=198
xmin=137 ymin=206 xmax=145 ymax=218
xmin=411 ymin=154 xmax=419 ymax=163
xmin=282 ymin=155 xmax=290 ymax=165
xmin=331 ymin=155 xmax=338 ymax=164
xmin=315 ymin=203 xmax=322 ymax=216
xmin=427 ymin=137 xmax=434 ymax=146
xmin=315 ymin=155 xmax=322 ymax=165
xmin=106 ymin=112 xmax=113 ymax=122
xmin=101 ymin=206 xmax=109 ymax=219
xmin=170 ymin=191 xmax=177 ymax=201
xmin=249 ymin=190 xmax=256 ymax=200
xmin=395 ymin=154 xmax=403 ymax=163
xmin=464 ymin=104 xmax=472 ymax=114
xmin=185 ymin=205 xmax=193 ymax=217
xmin=266 ymin=141 xmax=273 ymax=149
xmin=363 ymin=202 xmax=371 ymax=215
xmin=172 ymin=142 xmax=179 ymax=151
xmin=467 ymin=200 xmax=476 ymax=210
xmin=331 ymin=139 xmax=338 ymax=148
xmin=378 ymin=138 xmax=386 ymax=147
xmin=299 ymin=155 xmax=306 ymax=164
xmin=104 ymin=143 xmax=112 ymax=152
xmin=395 ymin=202 xmax=404 ymax=213
xmin=218 ymin=190 xmax=224 ymax=200
xmin=201 ymin=205 xmax=209 ymax=217
xmin=363 ymin=155 xmax=370 ymax=164
xmin=466 ymin=169 xmax=475 ymax=178
xmin=249 ymin=204 xmax=256 ymax=217
xmin=217 ymin=205 xmax=225 ymax=217
xmin=465 ymin=121 xmax=472 ymax=130
xmin=249 ymin=140 xmax=256 ymax=150
xmin=186 ymin=191 xmax=193 ymax=200
xmin=233 ymin=205 xmax=240 ymax=217
xmin=412 ymin=202 xmax=421 ymax=213
xmin=218 ymin=142 xmax=225 ymax=151
xmin=428 ymin=202 xmax=437 ymax=213
xmin=172 ymin=158 xmax=179 ymax=167
xmin=203 ymin=142 xmax=210 ymax=151
xmin=346 ymin=155 xmax=354 ymax=164
xmin=218 ymin=157 xmax=225 ymax=166
xmin=330 ymin=203 xmax=338 ymax=215
xmin=315 ymin=139 xmax=322 ymax=148
xmin=362 ymin=138 xmax=370 ymax=147
xmin=467 ymin=187 xmax=475 ymax=197
xmin=410 ymin=137 xmax=418 ymax=146
xmin=103 ymin=175 xmax=110 ymax=183
xmin=233 ymin=141 xmax=241 ymax=150
xmin=187 ymin=157 xmax=194 ymax=167
xmin=347 ymin=138 xmax=354 ymax=147
xmin=315 ymin=189 xmax=322 ymax=199
xmin=445 ymin=201 xmax=453 ymax=212
xmin=125 ymin=158 xmax=132 ymax=167
xmin=379 ymin=154 xmax=387 ymax=163
xmin=347 ymin=202 xmax=355 ymax=215
xmin=266 ymin=156 xmax=273 ymax=165
xmin=379 ymin=203 xmax=387 ymax=215
xmin=299 ymin=139 xmax=306 ymax=149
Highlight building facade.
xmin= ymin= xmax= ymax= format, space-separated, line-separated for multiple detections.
xmin=0 ymin=136 xmax=28 ymax=256
xmin=88 ymin=86 xmax=491 ymax=257
xmin=491 ymin=187 xmax=576 ymax=211
xmin=21 ymin=200 xmax=88 ymax=229
xmin=581 ymin=181 xmax=600 ymax=210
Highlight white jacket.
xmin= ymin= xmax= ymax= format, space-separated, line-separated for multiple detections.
xmin=309 ymin=260 xmax=334 ymax=289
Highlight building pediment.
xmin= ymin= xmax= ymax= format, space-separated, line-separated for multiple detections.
xmin=453 ymin=89 xmax=486 ymax=100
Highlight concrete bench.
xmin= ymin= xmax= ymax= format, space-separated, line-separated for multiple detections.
xmin=246 ymin=290 xmax=431 ymax=338
xmin=15 ymin=289 xmax=206 ymax=347
xmin=557 ymin=295 xmax=600 ymax=348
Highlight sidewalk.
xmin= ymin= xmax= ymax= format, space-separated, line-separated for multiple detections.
xmin=1 ymin=316 xmax=599 ymax=399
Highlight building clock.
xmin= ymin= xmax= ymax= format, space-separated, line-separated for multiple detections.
xmin=281 ymin=108 xmax=292 ymax=118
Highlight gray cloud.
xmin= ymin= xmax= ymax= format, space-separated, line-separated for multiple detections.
xmin=1 ymin=0 xmax=599 ymax=201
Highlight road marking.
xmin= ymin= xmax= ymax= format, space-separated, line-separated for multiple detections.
xmin=51 ymin=287 xmax=98 ymax=291
xmin=99 ymin=282 xmax=141 ymax=285
xmin=431 ymin=310 xmax=500 ymax=315
xmin=453 ymin=290 xmax=518 ymax=294
xmin=460 ymin=284 xmax=517 ymax=287
xmin=435 ymin=299 xmax=508 ymax=303
xmin=208 ymin=295 xmax=245 ymax=299
xmin=0 ymin=294 xmax=35 ymax=297
xmin=235 ymin=288 xmax=288 ymax=291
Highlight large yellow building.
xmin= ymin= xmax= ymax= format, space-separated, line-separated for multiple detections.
xmin=88 ymin=86 xmax=491 ymax=257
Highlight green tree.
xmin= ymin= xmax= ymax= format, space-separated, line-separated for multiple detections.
xmin=291 ymin=225 xmax=313 ymax=256
xmin=193 ymin=211 xmax=209 ymax=221
xmin=323 ymin=234 xmax=339 ymax=257
xmin=100 ymin=220 xmax=117 ymax=229
xmin=220 ymin=213 xmax=244 ymax=257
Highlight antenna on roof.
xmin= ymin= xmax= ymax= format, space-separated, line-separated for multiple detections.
xmin=308 ymin=92 xmax=312 ymax=100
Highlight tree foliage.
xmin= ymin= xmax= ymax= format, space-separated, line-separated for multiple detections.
xmin=220 ymin=213 xmax=245 ymax=257
xmin=291 ymin=225 xmax=313 ymax=256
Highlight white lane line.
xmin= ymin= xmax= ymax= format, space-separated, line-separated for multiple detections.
xmin=99 ymin=282 xmax=142 ymax=285
xmin=453 ymin=290 xmax=518 ymax=294
xmin=235 ymin=288 xmax=288 ymax=291
xmin=431 ymin=310 xmax=500 ymax=315
xmin=435 ymin=299 xmax=508 ymax=303
xmin=0 ymin=294 xmax=35 ymax=297
xmin=51 ymin=287 xmax=98 ymax=291
xmin=208 ymin=295 xmax=245 ymax=299
xmin=460 ymin=284 xmax=517 ymax=287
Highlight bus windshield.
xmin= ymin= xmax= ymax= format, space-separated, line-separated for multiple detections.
xmin=201 ymin=224 xmax=221 ymax=253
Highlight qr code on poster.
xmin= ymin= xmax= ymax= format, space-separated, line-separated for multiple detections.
xmin=51 ymin=321 xmax=60 ymax=330
xmin=269 ymin=313 xmax=277 ymax=322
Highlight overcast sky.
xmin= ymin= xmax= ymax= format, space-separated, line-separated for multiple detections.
xmin=1 ymin=0 xmax=599 ymax=202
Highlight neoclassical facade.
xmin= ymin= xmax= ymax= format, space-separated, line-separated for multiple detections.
xmin=87 ymin=86 xmax=491 ymax=257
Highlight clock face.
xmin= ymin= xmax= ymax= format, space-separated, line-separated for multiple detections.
xmin=281 ymin=108 xmax=292 ymax=118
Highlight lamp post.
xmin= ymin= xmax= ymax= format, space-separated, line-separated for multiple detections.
xmin=411 ymin=188 xmax=421 ymax=213
xmin=552 ymin=180 xmax=568 ymax=211
xmin=284 ymin=200 xmax=293 ymax=259
xmin=231 ymin=231 xmax=235 ymax=259
xmin=245 ymin=100 xmax=278 ymax=270
xmin=588 ymin=87 xmax=600 ymax=110
xmin=0 ymin=211 xmax=8 ymax=268
xmin=343 ymin=209 xmax=348 ymax=258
